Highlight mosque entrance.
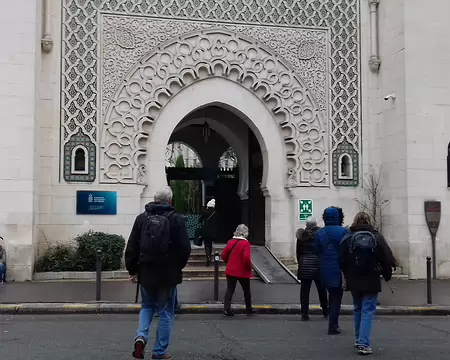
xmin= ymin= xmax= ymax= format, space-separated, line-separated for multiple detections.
xmin=165 ymin=105 xmax=265 ymax=245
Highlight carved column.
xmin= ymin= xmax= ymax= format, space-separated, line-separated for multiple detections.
xmin=368 ymin=0 xmax=381 ymax=72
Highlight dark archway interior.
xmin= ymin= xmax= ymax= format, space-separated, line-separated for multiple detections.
xmin=166 ymin=105 xmax=265 ymax=245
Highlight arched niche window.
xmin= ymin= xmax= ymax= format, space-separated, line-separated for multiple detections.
xmin=447 ymin=143 xmax=450 ymax=187
xmin=71 ymin=145 xmax=88 ymax=175
xmin=338 ymin=153 xmax=353 ymax=179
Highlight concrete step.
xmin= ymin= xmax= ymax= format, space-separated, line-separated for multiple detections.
xmin=186 ymin=259 xmax=225 ymax=267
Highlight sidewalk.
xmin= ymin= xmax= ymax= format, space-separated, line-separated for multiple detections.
xmin=1 ymin=279 xmax=449 ymax=306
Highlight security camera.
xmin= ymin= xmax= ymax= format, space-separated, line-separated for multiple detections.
xmin=384 ymin=94 xmax=396 ymax=101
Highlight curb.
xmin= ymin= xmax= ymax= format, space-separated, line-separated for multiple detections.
xmin=0 ymin=303 xmax=449 ymax=316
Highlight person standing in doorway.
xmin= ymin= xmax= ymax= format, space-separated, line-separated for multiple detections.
xmin=222 ymin=224 xmax=253 ymax=317
xmin=200 ymin=199 xmax=217 ymax=266
xmin=339 ymin=212 xmax=394 ymax=355
xmin=125 ymin=186 xmax=191 ymax=359
xmin=296 ymin=218 xmax=328 ymax=321
xmin=314 ymin=207 xmax=348 ymax=335
xmin=0 ymin=237 xmax=6 ymax=284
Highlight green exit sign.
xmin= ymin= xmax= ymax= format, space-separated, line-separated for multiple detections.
xmin=299 ymin=199 xmax=313 ymax=221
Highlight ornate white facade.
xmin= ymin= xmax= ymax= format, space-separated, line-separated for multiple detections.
xmin=1 ymin=0 xmax=450 ymax=281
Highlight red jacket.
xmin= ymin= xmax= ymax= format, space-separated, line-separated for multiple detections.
xmin=221 ymin=238 xmax=252 ymax=278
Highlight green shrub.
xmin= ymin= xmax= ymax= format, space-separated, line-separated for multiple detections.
xmin=75 ymin=231 xmax=126 ymax=271
xmin=35 ymin=231 xmax=126 ymax=272
xmin=35 ymin=244 xmax=80 ymax=272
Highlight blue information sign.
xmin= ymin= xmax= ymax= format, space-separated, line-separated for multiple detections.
xmin=76 ymin=191 xmax=117 ymax=215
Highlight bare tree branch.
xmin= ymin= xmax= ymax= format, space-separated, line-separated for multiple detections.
xmin=354 ymin=165 xmax=389 ymax=233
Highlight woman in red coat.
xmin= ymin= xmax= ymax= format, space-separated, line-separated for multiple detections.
xmin=221 ymin=224 xmax=253 ymax=317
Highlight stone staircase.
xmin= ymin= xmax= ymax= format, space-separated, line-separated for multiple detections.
xmin=184 ymin=246 xmax=259 ymax=280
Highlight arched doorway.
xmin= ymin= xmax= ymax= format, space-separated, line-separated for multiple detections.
xmin=166 ymin=105 xmax=265 ymax=244
xmin=101 ymin=28 xmax=327 ymax=257
xmin=145 ymin=77 xmax=290 ymax=252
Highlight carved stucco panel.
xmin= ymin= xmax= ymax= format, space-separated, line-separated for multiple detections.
xmin=101 ymin=16 xmax=328 ymax=122
xmin=100 ymin=28 xmax=328 ymax=187
xmin=61 ymin=0 xmax=360 ymax=186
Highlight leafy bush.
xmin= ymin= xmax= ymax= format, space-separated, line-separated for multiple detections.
xmin=75 ymin=231 xmax=126 ymax=271
xmin=35 ymin=244 xmax=80 ymax=272
xmin=35 ymin=231 xmax=126 ymax=272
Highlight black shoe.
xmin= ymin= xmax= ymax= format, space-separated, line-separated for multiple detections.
xmin=328 ymin=328 xmax=342 ymax=335
xmin=133 ymin=337 xmax=146 ymax=359
xmin=246 ymin=309 xmax=256 ymax=316
xmin=301 ymin=314 xmax=310 ymax=321
xmin=223 ymin=310 xmax=234 ymax=317
xmin=322 ymin=308 xmax=328 ymax=318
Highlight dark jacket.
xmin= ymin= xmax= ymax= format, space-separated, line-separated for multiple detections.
xmin=339 ymin=224 xmax=395 ymax=294
xmin=314 ymin=207 xmax=349 ymax=289
xmin=0 ymin=245 xmax=5 ymax=264
xmin=296 ymin=225 xmax=320 ymax=280
xmin=200 ymin=207 xmax=217 ymax=240
xmin=125 ymin=202 xmax=191 ymax=289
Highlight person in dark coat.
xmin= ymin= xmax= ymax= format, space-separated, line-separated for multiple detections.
xmin=339 ymin=212 xmax=395 ymax=355
xmin=125 ymin=186 xmax=191 ymax=359
xmin=200 ymin=199 xmax=217 ymax=266
xmin=296 ymin=217 xmax=328 ymax=321
xmin=314 ymin=207 xmax=349 ymax=335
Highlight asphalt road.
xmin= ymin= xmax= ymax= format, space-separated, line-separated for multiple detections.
xmin=0 ymin=314 xmax=449 ymax=359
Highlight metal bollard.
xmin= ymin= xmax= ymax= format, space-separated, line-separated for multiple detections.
xmin=426 ymin=256 xmax=432 ymax=304
xmin=214 ymin=251 xmax=220 ymax=301
xmin=96 ymin=250 xmax=102 ymax=301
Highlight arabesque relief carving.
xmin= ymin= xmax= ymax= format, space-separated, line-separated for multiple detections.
xmin=100 ymin=28 xmax=328 ymax=187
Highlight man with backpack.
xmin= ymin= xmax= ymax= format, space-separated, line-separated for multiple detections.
xmin=339 ymin=212 xmax=395 ymax=356
xmin=125 ymin=186 xmax=191 ymax=359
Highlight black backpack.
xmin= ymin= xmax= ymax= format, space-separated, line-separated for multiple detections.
xmin=348 ymin=231 xmax=378 ymax=275
xmin=139 ymin=211 xmax=174 ymax=265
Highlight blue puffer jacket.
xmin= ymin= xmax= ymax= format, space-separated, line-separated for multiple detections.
xmin=314 ymin=207 xmax=349 ymax=289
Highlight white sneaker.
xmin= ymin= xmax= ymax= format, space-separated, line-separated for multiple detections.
xmin=358 ymin=346 xmax=373 ymax=355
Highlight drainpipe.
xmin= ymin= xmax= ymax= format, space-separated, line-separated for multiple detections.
xmin=41 ymin=0 xmax=53 ymax=53
xmin=368 ymin=0 xmax=381 ymax=72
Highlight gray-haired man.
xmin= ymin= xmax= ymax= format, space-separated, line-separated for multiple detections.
xmin=125 ymin=186 xmax=191 ymax=359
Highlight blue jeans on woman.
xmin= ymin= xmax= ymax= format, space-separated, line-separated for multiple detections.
xmin=135 ymin=285 xmax=176 ymax=356
xmin=0 ymin=263 xmax=6 ymax=283
xmin=352 ymin=291 xmax=378 ymax=347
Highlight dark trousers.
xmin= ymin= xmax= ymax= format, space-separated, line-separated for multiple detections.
xmin=300 ymin=279 xmax=328 ymax=315
xmin=224 ymin=275 xmax=252 ymax=312
xmin=204 ymin=238 xmax=213 ymax=265
xmin=328 ymin=287 xmax=343 ymax=330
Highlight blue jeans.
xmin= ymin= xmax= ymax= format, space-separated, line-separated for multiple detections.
xmin=352 ymin=291 xmax=378 ymax=347
xmin=136 ymin=285 xmax=176 ymax=356
xmin=328 ymin=287 xmax=343 ymax=331
xmin=0 ymin=263 xmax=6 ymax=282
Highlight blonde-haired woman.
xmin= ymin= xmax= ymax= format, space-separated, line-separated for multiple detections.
xmin=339 ymin=212 xmax=395 ymax=355
xmin=221 ymin=224 xmax=253 ymax=317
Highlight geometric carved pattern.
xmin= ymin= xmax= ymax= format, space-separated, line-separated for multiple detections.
xmin=63 ymin=129 xmax=96 ymax=182
xmin=332 ymin=140 xmax=359 ymax=187
xmin=101 ymin=16 xmax=329 ymax=122
xmin=101 ymin=29 xmax=327 ymax=187
xmin=61 ymin=0 xmax=360 ymax=186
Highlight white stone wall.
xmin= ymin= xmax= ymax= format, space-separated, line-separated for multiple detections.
xmin=365 ymin=0 xmax=450 ymax=279
xmin=0 ymin=0 xmax=42 ymax=281
xmin=34 ymin=1 xmax=145 ymax=260
xmin=370 ymin=0 xmax=411 ymax=274
xmin=403 ymin=0 xmax=450 ymax=278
